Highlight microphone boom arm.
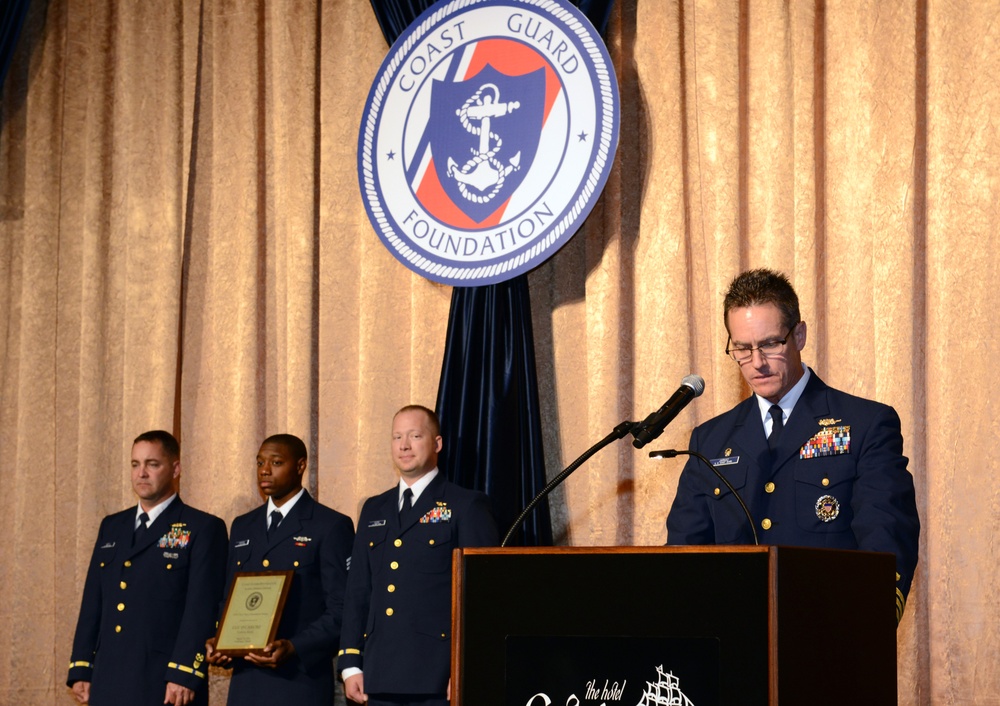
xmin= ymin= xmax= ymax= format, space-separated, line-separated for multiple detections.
xmin=502 ymin=420 xmax=638 ymax=547
xmin=650 ymin=448 xmax=759 ymax=546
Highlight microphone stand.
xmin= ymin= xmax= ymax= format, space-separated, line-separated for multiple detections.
xmin=649 ymin=449 xmax=759 ymax=545
xmin=502 ymin=420 xmax=638 ymax=547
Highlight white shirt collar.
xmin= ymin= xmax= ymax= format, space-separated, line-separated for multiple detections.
xmin=756 ymin=363 xmax=811 ymax=435
xmin=267 ymin=487 xmax=306 ymax=526
xmin=136 ymin=493 xmax=177 ymax=529
xmin=399 ymin=468 xmax=439 ymax=509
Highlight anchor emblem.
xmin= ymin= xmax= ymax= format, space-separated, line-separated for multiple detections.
xmin=447 ymin=83 xmax=523 ymax=204
xmin=420 ymin=64 xmax=545 ymax=224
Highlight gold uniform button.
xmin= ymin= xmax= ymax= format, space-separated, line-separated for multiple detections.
xmin=294 ymin=561 xmax=299 ymax=567
xmin=100 ymin=562 xmax=105 ymax=568
xmin=120 ymin=581 xmax=127 ymax=590
xmin=764 ymin=482 xmax=775 ymax=493
xmin=237 ymin=561 xmax=242 ymax=566
xmin=124 ymin=561 xmax=132 ymax=568
xmin=428 ymin=539 xmax=435 ymax=545
xmin=166 ymin=564 xmax=172 ymax=570
xmin=115 ymin=625 xmax=122 ymax=633
xmin=761 ymin=518 xmax=772 ymax=530
xmin=386 ymin=608 xmax=394 ymax=616
xmin=394 ymin=539 xmax=403 ymax=547
xmin=713 ymin=488 xmax=720 ymax=496
xmin=390 ymin=561 xmax=399 ymax=570
xmin=822 ymin=477 xmax=830 ymax=487
xmin=117 ymin=603 xmax=125 ymax=612
xmin=262 ymin=559 xmax=270 ymax=567
xmin=387 ymin=584 xmax=396 ymax=593
xmin=369 ymin=541 xmax=374 ymax=547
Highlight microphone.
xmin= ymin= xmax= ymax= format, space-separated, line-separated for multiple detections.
xmin=631 ymin=374 xmax=705 ymax=449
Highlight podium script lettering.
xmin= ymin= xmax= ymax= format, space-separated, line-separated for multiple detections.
xmin=525 ymin=677 xmax=628 ymax=706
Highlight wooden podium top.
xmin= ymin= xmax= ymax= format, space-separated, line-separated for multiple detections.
xmin=452 ymin=545 xmax=896 ymax=706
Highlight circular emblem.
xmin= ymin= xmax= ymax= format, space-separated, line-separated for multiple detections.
xmin=815 ymin=495 xmax=840 ymax=522
xmin=245 ymin=591 xmax=263 ymax=611
xmin=358 ymin=0 xmax=620 ymax=286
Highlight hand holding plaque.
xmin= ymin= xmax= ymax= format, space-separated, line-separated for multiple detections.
xmin=213 ymin=571 xmax=294 ymax=657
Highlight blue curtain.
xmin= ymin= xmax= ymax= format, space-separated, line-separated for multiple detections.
xmin=436 ymin=276 xmax=552 ymax=546
xmin=1 ymin=0 xmax=31 ymax=93
xmin=370 ymin=0 xmax=613 ymax=545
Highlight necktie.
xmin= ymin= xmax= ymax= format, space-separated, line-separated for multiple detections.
xmin=268 ymin=509 xmax=283 ymax=537
xmin=767 ymin=404 xmax=784 ymax=451
xmin=132 ymin=511 xmax=149 ymax=547
xmin=400 ymin=488 xmax=414 ymax=521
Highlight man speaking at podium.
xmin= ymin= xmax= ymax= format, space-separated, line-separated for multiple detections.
xmin=666 ymin=269 xmax=920 ymax=623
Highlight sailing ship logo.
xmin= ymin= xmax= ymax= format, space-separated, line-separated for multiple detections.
xmin=636 ymin=666 xmax=695 ymax=706
xmin=358 ymin=0 xmax=619 ymax=286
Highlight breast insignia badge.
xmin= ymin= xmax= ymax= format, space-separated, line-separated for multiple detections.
xmin=815 ymin=495 xmax=840 ymax=522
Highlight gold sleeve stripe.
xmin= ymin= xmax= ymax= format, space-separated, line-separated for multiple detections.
xmin=896 ymin=587 xmax=906 ymax=625
xmin=168 ymin=662 xmax=207 ymax=679
xmin=337 ymin=648 xmax=362 ymax=656
xmin=68 ymin=661 xmax=93 ymax=669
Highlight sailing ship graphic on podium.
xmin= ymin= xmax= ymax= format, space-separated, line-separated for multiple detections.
xmin=636 ymin=666 xmax=695 ymax=706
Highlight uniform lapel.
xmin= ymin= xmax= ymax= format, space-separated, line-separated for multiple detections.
xmin=770 ymin=372 xmax=831 ymax=472
xmin=400 ymin=474 xmax=446 ymax=533
xmin=266 ymin=491 xmax=312 ymax=549
xmin=388 ymin=488 xmax=404 ymax=533
xmin=112 ymin=512 xmax=135 ymax=556
xmin=730 ymin=399 xmax=769 ymax=460
xmin=127 ymin=497 xmax=184 ymax=557
xmin=238 ymin=505 xmax=268 ymax=563
xmin=726 ymin=399 xmax=771 ymax=494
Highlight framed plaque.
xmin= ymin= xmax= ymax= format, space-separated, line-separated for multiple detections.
xmin=214 ymin=570 xmax=294 ymax=656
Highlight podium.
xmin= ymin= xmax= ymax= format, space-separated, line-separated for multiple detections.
xmin=452 ymin=546 xmax=896 ymax=705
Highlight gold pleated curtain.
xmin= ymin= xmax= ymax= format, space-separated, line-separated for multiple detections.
xmin=2 ymin=0 xmax=998 ymax=703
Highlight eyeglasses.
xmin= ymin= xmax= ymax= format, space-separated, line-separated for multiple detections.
xmin=725 ymin=323 xmax=799 ymax=363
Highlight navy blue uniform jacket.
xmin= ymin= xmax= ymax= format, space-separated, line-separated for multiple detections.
xmin=338 ymin=473 xmax=498 ymax=695
xmin=223 ymin=490 xmax=354 ymax=705
xmin=67 ymin=498 xmax=228 ymax=705
xmin=667 ymin=370 xmax=920 ymax=619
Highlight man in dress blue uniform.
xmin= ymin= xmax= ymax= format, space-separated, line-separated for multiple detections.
xmin=67 ymin=430 xmax=228 ymax=705
xmin=205 ymin=434 xmax=355 ymax=705
xmin=339 ymin=405 xmax=499 ymax=706
xmin=667 ymin=269 xmax=920 ymax=623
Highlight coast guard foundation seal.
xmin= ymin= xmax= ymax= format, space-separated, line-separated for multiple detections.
xmin=358 ymin=0 xmax=620 ymax=286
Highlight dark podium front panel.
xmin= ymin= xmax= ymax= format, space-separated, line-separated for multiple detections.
xmin=452 ymin=546 xmax=896 ymax=706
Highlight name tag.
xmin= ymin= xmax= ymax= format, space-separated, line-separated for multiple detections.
xmin=100 ymin=542 xmax=116 ymax=549
xmin=234 ymin=539 xmax=250 ymax=548
xmin=711 ymin=456 xmax=739 ymax=467
xmin=368 ymin=519 xmax=386 ymax=528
